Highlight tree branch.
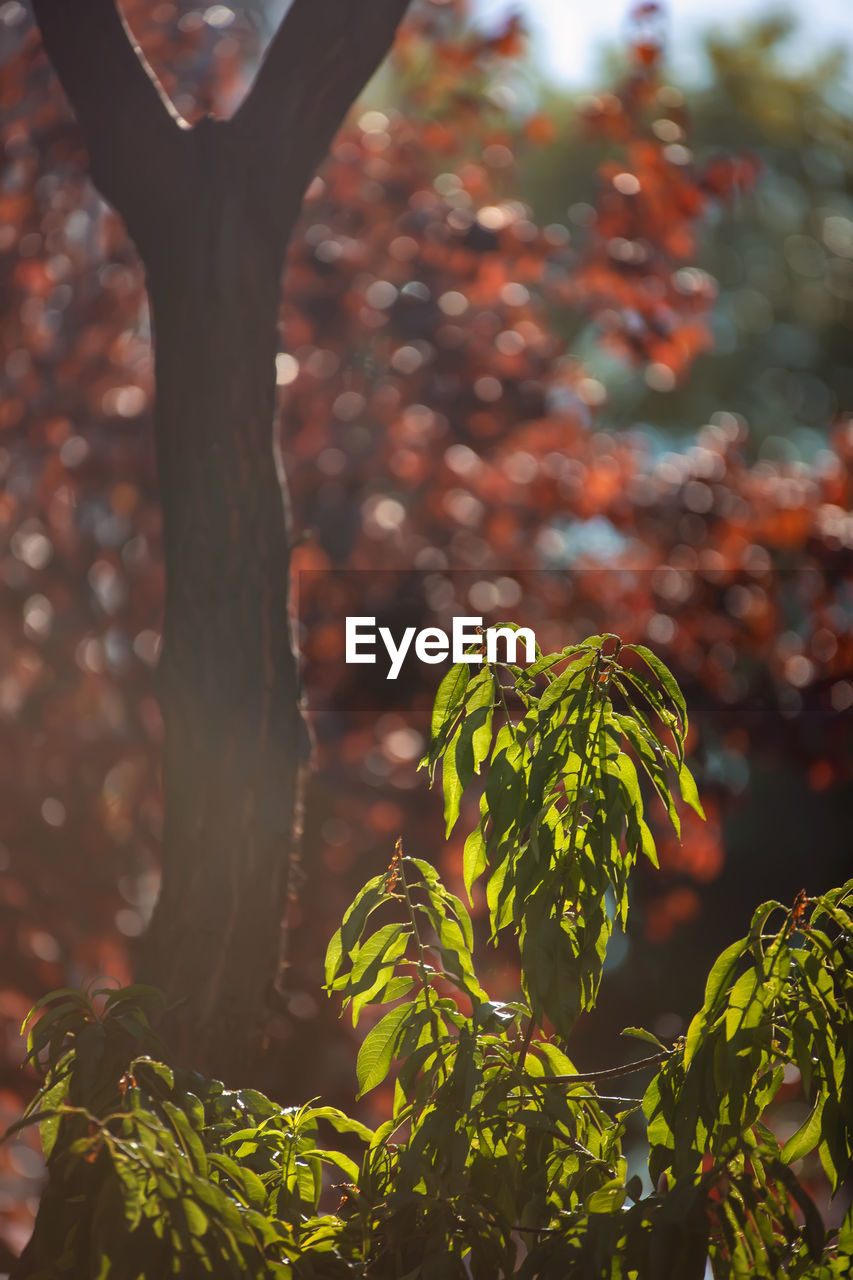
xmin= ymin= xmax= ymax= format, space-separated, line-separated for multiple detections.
xmin=30 ymin=0 xmax=186 ymax=223
xmin=541 ymin=1050 xmax=671 ymax=1085
xmin=231 ymin=0 xmax=411 ymax=220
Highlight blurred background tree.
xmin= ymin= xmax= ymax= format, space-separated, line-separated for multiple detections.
xmin=521 ymin=13 xmax=853 ymax=452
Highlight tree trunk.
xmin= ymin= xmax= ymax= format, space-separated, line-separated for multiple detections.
xmin=138 ymin=120 xmax=307 ymax=1081
xmin=31 ymin=0 xmax=411 ymax=1085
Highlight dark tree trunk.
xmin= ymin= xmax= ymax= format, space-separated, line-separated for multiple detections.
xmin=31 ymin=0 xmax=411 ymax=1085
xmin=138 ymin=121 xmax=306 ymax=1080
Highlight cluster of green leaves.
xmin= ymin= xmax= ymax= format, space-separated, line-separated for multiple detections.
xmin=425 ymin=634 xmax=701 ymax=1039
xmin=7 ymin=984 xmax=375 ymax=1277
xmin=6 ymin=636 xmax=852 ymax=1278
xmin=645 ymin=887 xmax=853 ymax=1274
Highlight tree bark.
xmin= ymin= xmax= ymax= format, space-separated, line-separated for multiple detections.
xmin=31 ymin=0 xmax=411 ymax=1084
xmin=139 ymin=120 xmax=306 ymax=1082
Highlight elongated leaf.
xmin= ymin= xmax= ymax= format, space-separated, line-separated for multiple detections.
xmin=442 ymin=727 xmax=463 ymax=836
xmin=181 ymin=1198 xmax=208 ymax=1237
xmin=308 ymin=1147 xmax=360 ymax=1183
xmin=684 ymin=937 xmax=749 ymax=1065
xmin=781 ymin=1095 xmax=825 ymax=1165
xmin=466 ymin=674 xmax=495 ymax=775
xmin=161 ymin=1101 xmax=207 ymax=1175
xmin=463 ymin=823 xmax=487 ymax=903
xmin=622 ymin=1026 xmax=668 ymax=1051
xmin=20 ymin=989 xmax=88 ymax=1035
xmin=430 ymin=663 xmax=468 ymax=743
xmin=618 ymin=667 xmax=682 ymax=758
xmin=305 ymin=1107 xmax=375 ymax=1143
xmin=348 ymin=923 xmax=412 ymax=987
xmin=207 ymin=1153 xmax=266 ymax=1209
xmin=702 ymin=937 xmax=749 ymax=1016
xmin=325 ymin=876 xmax=390 ymax=986
xmin=356 ymin=1003 xmax=412 ymax=1097
xmin=626 ymin=644 xmax=688 ymax=731
xmin=538 ymin=657 xmax=593 ymax=714
xmin=586 ymin=1180 xmax=626 ymax=1214
xmin=676 ymin=760 xmax=705 ymax=819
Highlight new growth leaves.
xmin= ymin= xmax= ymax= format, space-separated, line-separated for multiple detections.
xmin=325 ymin=845 xmax=488 ymax=1091
xmin=425 ymin=633 xmax=698 ymax=1040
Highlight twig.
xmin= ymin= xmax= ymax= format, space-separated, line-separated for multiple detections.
xmin=539 ymin=1049 xmax=670 ymax=1084
xmin=516 ymin=1016 xmax=535 ymax=1069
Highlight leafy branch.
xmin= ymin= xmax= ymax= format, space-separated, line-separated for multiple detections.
xmin=5 ymin=632 xmax=852 ymax=1279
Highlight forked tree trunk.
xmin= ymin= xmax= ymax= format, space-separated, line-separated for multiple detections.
xmin=32 ymin=0 xmax=410 ymax=1084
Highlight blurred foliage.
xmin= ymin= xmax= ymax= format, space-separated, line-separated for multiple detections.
xmin=520 ymin=15 xmax=853 ymax=451
xmin=7 ymin=644 xmax=852 ymax=1276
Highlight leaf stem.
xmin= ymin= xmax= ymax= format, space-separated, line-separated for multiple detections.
xmin=399 ymin=853 xmax=448 ymax=1084
xmin=516 ymin=1015 xmax=536 ymax=1069
xmin=399 ymin=854 xmax=430 ymax=992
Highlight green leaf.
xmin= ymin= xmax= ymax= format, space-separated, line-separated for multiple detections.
xmin=535 ymin=1040 xmax=577 ymax=1076
xmin=586 ymin=1179 xmax=626 ymax=1214
xmin=621 ymin=1026 xmax=668 ymax=1051
xmin=442 ymin=889 xmax=475 ymax=953
xmin=305 ymin=1107 xmax=375 ymax=1144
xmin=703 ymin=936 xmax=749 ymax=1014
xmin=308 ymin=1147 xmax=360 ymax=1183
xmin=617 ymin=668 xmax=682 ymax=758
xmin=356 ymin=1003 xmax=411 ymax=1097
xmin=348 ymin=937 xmax=412 ymax=1023
xmin=537 ymin=656 xmax=593 ymax=714
xmin=781 ymin=1095 xmax=825 ymax=1165
xmin=430 ymin=662 xmax=469 ymax=744
xmin=676 ymin=760 xmax=705 ymax=819
xmin=684 ymin=937 xmax=749 ymax=1065
xmin=463 ymin=824 xmax=487 ymax=902
xmin=161 ymin=1101 xmax=207 ymax=1175
xmin=615 ymin=749 xmax=644 ymax=823
xmin=325 ymin=876 xmax=390 ymax=986
xmin=23 ymin=1000 xmax=83 ymax=1061
xmin=181 ymin=1198 xmax=208 ymax=1237
xmin=639 ymin=816 xmax=658 ymax=867
xmin=484 ymin=733 xmax=524 ymax=850
xmin=20 ymin=988 xmax=88 ymax=1035
xmin=449 ymin=682 xmax=494 ymax=825
xmin=442 ymin=727 xmax=463 ymax=836
xmin=467 ymin=674 xmax=495 ymax=774
xmin=100 ymin=984 xmax=169 ymax=1013
xmin=348 ymin=923 xmax=411 ymax=987
xmin=131 ymin=1057 xmax=175 ymax=1092
xmin=374 ymin=976 xmax=416 ymax=1004
xmin=207 ymin=1154 xmax=266 ymax=1209
xmin=625 ymin=644 xmax=688 ymax=732
xmin=35 ymin=1078 xmax=70 ymax=1160
xmin=612 ymin=708 xmax=681 ymax=836
xmin=724 ymin=967 xmax=763 ymax=1039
